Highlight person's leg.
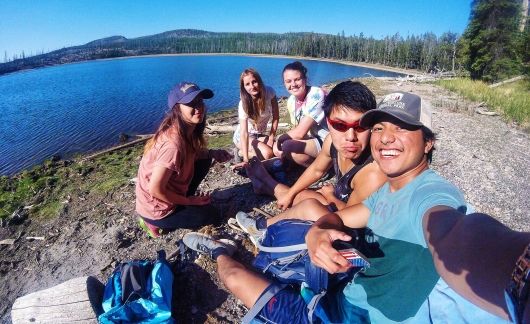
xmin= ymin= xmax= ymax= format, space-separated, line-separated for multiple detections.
xmin=187 ymin=158 xmax=212 ymax=196
xmin=235 ymin=198 xmax=331 ymax=242
xmin=182 ymin=232 xmax=270 ymax=307
xmin=246 ymin=157 xmax=289 ymax=197
xmin=280 ymin=138 xmax=321 ymax=167
xmin=216 ymin=255 xmax=271 ymax=308
xmin=251 ymin=136 xmax=275 ymax=160
xmin=145 ymin=204 xmax=221 ymax=230
xmin=183 ymin=232 xmax=310 ymax=323
xmin=292 ymin=189 xmax=328 ymax=206
xmin=266 ymin=198 xmax=330 ymax=227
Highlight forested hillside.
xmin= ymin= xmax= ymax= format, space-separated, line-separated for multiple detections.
xmin=1 ymin=0 xmax=528 ymax=83
xmin=0 ymin=29 xmax=459 ymax=76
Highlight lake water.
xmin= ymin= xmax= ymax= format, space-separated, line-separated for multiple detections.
xmin=0 ymin=55 xmax=403 ymax=175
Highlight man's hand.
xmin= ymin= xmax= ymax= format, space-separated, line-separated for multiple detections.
xmin=231 ymin=161 xmax=248 ymax=170
xmin=306 ymin=224 xmax=352 ymax=274
xmin=276 ymin=192 xmax=295 ymax=210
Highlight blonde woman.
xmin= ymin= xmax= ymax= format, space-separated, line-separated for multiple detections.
xmin=233 ymin=68 xmax=279 ymax=168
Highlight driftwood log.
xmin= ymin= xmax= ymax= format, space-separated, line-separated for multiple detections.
xmin=11 ymin=276 xmax=104 ymax=323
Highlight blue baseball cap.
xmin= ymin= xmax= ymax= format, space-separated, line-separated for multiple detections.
xmin=167 ymin=82 xmax=214 ymax=109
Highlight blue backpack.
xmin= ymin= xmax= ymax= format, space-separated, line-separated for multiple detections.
xmin=99 ymin=250 xmax=174 ymax=323
xmin=246 ymin=220 xmax=370 ymax=323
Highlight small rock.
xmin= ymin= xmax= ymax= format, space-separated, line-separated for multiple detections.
xmin=0 ymin=239 xmax=16 ymax=245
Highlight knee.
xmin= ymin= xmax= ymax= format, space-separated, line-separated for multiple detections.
xmin=218 ymin=261 xmax=247 ymax=289
xmin=273 ymin=144 xmax=282 ymax=157
xmin=293 ymin=190 xmax=313 ymax=204
xmin=261 ymin=149 xmax=275 ymax=160
xmin=301 ymin=198 xmax=324 ymax=209
xmin=299 ymin=198 xmax=328 ymax=220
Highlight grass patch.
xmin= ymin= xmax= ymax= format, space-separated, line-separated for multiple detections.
xmin=35 ymin=200 xmax=63 ymax=219
xmin=208 ymin=133 xmax=234 ymax=149
xmin=0 ymin=145 xmax=143 ymax=220
xmin=436 ymin=78 xmax=530 ymax=128
xmin=84 ymin=150 xmax=140 ymax=194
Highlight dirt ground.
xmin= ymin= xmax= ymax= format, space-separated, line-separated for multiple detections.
xmin=0 ymin=78 xmax=528 ymax=323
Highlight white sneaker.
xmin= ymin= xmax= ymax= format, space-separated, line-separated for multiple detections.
xmin=235 ymin=211 xmax=265 ymax=247
xmin=183 ymin=232 xmax=237 ymax=259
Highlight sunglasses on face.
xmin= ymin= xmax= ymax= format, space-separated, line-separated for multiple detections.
xmin=327 ymin=117 xmax=368 ymax=133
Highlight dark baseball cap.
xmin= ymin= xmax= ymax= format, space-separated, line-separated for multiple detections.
xmin=360 ymin=92 xmax=432 ymax=130
xmin=167 ymin=82 xmax=214 ymax=109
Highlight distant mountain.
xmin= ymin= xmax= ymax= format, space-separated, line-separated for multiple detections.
xmin=84 ymin=36 xmax=128 ymax=47
xmin=0 ymin=29 xmax=310 ymax=75
xmin=0 ymin=28 xmax=460 ymax=75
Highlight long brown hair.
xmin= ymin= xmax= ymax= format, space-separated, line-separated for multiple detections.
xmin=240 ymin=69 xmax=266 ymax=121
xmin=144 ymin=103 xmax=207 ymax=168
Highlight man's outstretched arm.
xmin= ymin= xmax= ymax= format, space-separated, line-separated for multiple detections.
xmin=423 ymin=206 xmax=530 ymax=321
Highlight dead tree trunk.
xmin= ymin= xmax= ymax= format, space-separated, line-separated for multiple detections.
xmin=11 ymin=276 xmax=104 ymax=323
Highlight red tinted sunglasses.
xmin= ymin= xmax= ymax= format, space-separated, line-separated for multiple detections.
xmin=327 ymin=117 xmax=368 ymax=133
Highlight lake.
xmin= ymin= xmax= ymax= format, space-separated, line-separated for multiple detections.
xmin=0 ymin=55 xmax=403 ymax=175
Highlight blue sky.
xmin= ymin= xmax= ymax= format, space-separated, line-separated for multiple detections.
xmin=0 ymin=0 xmax=471 ymax=60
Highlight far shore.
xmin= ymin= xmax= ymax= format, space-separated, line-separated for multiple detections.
xmin=3 ymin=52 xmax=421 ymax=78
xmin=96 ymin=52 xmax=421 ymax=76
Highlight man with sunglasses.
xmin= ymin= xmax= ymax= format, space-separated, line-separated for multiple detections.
xmin=304 ymin=92 xmax=530 ymax=322
xmin=246 ymin=81 xmax=387 ymax=215
xmin=183 ymin=91 xmax=529 ymax=323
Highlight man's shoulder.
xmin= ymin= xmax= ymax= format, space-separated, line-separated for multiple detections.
xmin=354 ymin=161 xmax=385 ymax=184
xmin=409 ymin=170 xmax=466 ymax=207
xmin=414 ymin=170 xmax=459 ymax=192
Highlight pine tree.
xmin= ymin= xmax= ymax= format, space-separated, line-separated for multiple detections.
xmin=460 ymin=0 xmax=522 ymax=82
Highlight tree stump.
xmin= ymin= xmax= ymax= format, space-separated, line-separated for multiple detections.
xmin=11 ymin=276 xmax=104 ymax=323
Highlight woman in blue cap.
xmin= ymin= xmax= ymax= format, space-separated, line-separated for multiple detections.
xmin=135 ymin=82 xmax=232 ymax=237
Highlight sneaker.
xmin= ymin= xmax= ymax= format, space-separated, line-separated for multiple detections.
xmin=138 ymin=217 xmax=162 ymax=238
xmin=227 ymin=218 xmax=245 ymax=233
xmin=235 ymin=211 xmax=265 ymax=247
xmin=183 ymin=232 xmax=237 ymax=259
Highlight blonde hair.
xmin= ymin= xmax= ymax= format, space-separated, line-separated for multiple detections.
xmin=144 ymin=103 xmax=207 ymax=168
xmin=240 ymin=68 xmax=266 ymax=121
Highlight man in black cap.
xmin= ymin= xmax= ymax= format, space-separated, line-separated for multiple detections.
xmin=306 ymin=91 xmax=529 ymax=323
xmin=183 ymin=91 xmax=529 ymax=323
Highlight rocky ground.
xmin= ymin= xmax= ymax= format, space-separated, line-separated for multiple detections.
xmin=0 ymin=78 xmax=528 ymax=323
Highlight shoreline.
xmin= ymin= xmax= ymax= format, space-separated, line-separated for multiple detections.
xmin=1 ymin=52 xmax=420 ymax=78
xmin=95 ymin=53 xmax=420 ymax=76
xmin=95 ymin=53 xmax=418 ymax=76
xmin=1 ymin=56 xmax=412 ymax=176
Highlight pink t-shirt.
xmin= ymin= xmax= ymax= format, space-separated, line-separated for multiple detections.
xmin=135 ymin=133 xmax=196 ymax=220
